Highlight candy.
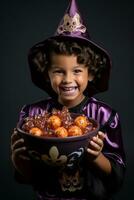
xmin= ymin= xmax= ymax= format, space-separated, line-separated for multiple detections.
xmin=29 ymin=127 xmax=43 ymax=136
xmin=74 ymin=116 xmax=90 ymax=129
xmin=22 ymin=106 xmax=95 ymax=138
xmin=47 ymin=115 xmax=62 ymax=130
xmin=68 ymin=125 xmax=83 ymax=136
xmin=55 ymin=127 xmax=68 ymax=138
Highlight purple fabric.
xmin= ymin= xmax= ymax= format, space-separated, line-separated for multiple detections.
xmin=55 ymin=0 xmax=90 ymax=40
xmin=18 ymin=97 xmax=126 ymax=199
xmin=67 ymin=0 xmax=79 ymax=17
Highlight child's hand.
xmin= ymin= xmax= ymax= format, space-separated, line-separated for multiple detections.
xmin=86 ymin=131 xmax=105 ymax=161
xmin=11 ymin=128 xmax=32 ymax=180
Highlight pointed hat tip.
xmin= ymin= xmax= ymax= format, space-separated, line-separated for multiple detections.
xmin=55 ymin=0 xmax=90 ymax=39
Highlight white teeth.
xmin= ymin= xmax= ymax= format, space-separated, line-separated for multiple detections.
xmin=60 ymin=86 xmax=78 ymax=96
xmin=62 ymin=87 xmax=77 ymax=91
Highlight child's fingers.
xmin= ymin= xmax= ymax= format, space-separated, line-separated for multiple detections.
xmin=86 ymin=132 xmax=105 ymax=159
xmin=12 ymin=147 xmax=30 ymax=161
xmin=11 ymin=138 xmax=25 ymax=152
xmin=97 ymin=131 xmax=105 ymax=140
xmin=11 ymin=131 xmax=22 ymax=146
xmin=91 ymin=135 xmax=104 ymax=147
xmin=13 ymin=146 xmax=26 ymax=155
xmin=19 ymin=155 xmax=30 ymax=160
xmin=11 ymin=130 xmax=31 ymax=161
xmin=90 ymin=139 xmax=101 ymax=151
xmin=86 ymin=147 xmax=98 ymax=157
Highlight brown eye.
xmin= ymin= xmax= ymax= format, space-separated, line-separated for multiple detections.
xmin=53 ymin=70 xmax=63 ymax=74
xmin=74 ymin=69 xmax=82 ymax=74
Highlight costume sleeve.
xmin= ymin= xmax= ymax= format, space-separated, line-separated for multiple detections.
xmin=85 ymin=111 xmax=126 ymax=199
xmin=13 ymin=104 xmax=33 ymax=183
xmin=102 ymin=111 xmax=126 ymax=193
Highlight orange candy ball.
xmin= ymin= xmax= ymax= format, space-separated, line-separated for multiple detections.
xmin=29 ymin=127 xmax=43 ymax=136
xmin=55 ymin=127 xmax=68 ymax=138
xmin=68 ymin=125 xmax=83 ymax=136
xmin=74 ymin=116 xmax=89 ymax=129
xmin=47 ymin=115 xmax=62 ymax=130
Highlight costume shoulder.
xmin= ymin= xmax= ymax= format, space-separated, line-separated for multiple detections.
xmin=18 ymin=97 xmax=53 ymax=121
xmin=83 ymin=97 xmax=118 ymax=127
xmin=87 ymin=97 xmax=115 ymax=111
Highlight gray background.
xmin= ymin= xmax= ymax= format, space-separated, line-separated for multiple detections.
xmin=1 ymin=0 xmax=134 ymax=199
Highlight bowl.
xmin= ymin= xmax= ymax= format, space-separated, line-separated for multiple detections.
xmin=17 ymin=115 xmax=99 ymax=167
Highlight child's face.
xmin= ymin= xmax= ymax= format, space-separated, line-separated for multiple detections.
xmin=48 ymin=53 xmax=92 ymax=107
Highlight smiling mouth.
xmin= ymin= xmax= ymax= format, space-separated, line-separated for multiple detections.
xmin=60 ymin=86 xmax=77 ymax=91
xmin=59 ymin=86 xmax=78 ymax=95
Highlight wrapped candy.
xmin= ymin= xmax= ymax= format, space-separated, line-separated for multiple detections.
xmin=22 ymin=107 xmax=95 ymax=138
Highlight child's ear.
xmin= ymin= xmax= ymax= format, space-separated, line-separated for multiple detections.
xmin=88 ymin=74 xmax=94 ymax=82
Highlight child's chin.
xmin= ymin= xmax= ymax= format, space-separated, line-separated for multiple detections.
xmin=60 ymin=95 xmax=77 ymax=101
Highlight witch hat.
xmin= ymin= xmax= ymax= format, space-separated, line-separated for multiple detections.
xmin=28 ymin=0 xmax=111 ymax=97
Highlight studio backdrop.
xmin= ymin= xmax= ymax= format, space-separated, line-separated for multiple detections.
xmin=1 ymin=0 xmax=134 ymax=199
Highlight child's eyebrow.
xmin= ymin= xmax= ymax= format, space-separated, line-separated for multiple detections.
xmin=73 ymin=65 xmax=84 ymax=68
xmin=50 ymin=65 xmax=84 ymax=69
xmin=50 ymin=65 xmax=63 ymax=69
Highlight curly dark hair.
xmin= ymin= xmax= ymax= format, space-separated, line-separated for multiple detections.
xmin=32 ymin=38 xmax=107 ymax=82
xmin=28 ymin=37 xmax=110 ymax=97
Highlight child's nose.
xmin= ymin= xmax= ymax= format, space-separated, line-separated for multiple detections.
xmin=63 ymin=73 xmax=73 ymax=83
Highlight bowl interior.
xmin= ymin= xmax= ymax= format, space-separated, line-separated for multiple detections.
xmin=17 ymin=117 xmax=99 ymax=141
